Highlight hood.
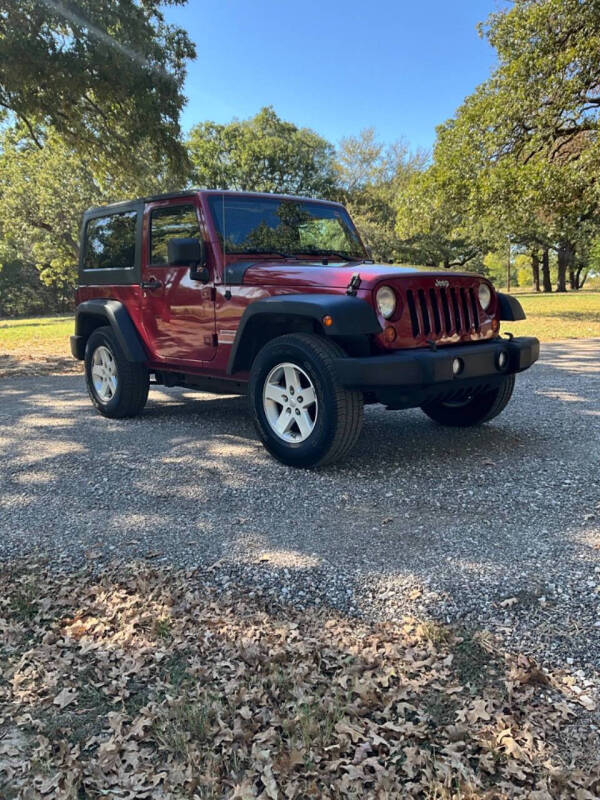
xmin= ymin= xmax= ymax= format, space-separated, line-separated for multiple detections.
xmin=233 ymin=260 xmax=481 ymax=290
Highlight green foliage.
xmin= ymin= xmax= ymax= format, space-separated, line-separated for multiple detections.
xmin=187 ymin=107 xmax=337 ymax=197
xmin=0 ymin=0 xmax=195 ymax=175
xmin=0 ymin=250 xmax=64 ymax=316
xmin=588 ymin=236 xmax=600 ymax=276
xmin=335 ymin=129 xmax=427 ymax=262
xmin=399 ymin=0 xmax=600 ymax=285
xmin=395 ymin=166 xmax=481 ymax=268
xmin=482 ymin=0 xmax=600 ymax=162
xmin=483 ymin=251 xmax=513 ymax=289
xmin=0 ymin=125 xmax=177 ymax=310
xmin=514 ymin=254 xmax=531 ymax=288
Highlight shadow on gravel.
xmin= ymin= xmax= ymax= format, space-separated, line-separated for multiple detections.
xmin=0 ymin=343 xmax=599 ymax=688
xmin=539 ymin=339 xmax=600 ymax=375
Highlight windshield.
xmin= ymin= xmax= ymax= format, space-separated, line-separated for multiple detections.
xmin=207 ymin=195 xmax=366 ymax=260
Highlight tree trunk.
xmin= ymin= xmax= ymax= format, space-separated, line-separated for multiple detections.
xmin=569 ymin=268 xmax=576 ymax=290
xmin=541 ymin=248 xmax=552 ymax=292
xmin=531 ymin=249 xmax=540 ymax=292
xmin=569 ymin=244 xmax=578 ymax=289
xmin=556 ymin=242 xmax=573 ymax=292
xmin=576 ymin=266 xmax=588 ymax=289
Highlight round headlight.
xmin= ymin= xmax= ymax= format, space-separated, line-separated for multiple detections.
xmin=478 ymin=283 xmax=492 ymax=311
xmin=376 ymin=286 xmax=396 ymax=319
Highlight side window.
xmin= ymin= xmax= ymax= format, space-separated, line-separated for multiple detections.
xmin=84 ymin=211 xmax=137 ymax=270
xmin=150 ymin=204 xmax=201 ymax=265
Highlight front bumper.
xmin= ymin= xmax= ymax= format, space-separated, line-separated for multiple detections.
xmin=333 ymin=336 xmax=540 ymax=391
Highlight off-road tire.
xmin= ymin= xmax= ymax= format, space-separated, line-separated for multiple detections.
xmin=249 ymin=333 xmax=363 ymax=468
xmin=420 ymin=374 xmax=515 ymax=427
xmin=84 ymin=326 xmax=149 ymax=418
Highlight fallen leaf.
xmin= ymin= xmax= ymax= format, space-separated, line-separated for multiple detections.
xmin=53 ymin=688 xmax=78 ymax=709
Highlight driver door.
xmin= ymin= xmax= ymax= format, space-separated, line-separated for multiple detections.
xmin=140 ymin=199 xmax=217 ymax=365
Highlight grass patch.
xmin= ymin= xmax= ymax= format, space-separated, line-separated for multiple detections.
xmin=9 ymin=579 xmax=39 ymax=621
xmin=415 ymin=619 xmax=453 ymax=646
xmin=421 ymin=687 xmax=460 ymax=728
xmin=507 ymin=290 xmax=600 ymax=340
xmin=0 ymin=314 xmax=74 ymax=357
xmin=452 ymin=631 xmax=497 ymax=692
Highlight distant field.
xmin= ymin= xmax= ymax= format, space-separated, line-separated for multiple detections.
xmin=0 ymin=292 xmax=598 ymax=369
xmin=0 ymin=314 xmax=73 ymax=358
xmin=507 ymin=291 xmax=600 ymax=340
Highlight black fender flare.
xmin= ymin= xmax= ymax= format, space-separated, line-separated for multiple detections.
xmin=226 ymin=294 xmax=382 ymax=375
xmin=497 ymin=292 xmax=526 ymax=321
xmin=72 ymin=299 xmax=148 ymax=362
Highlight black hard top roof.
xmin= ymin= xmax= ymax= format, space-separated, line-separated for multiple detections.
xmin=84 ymin=189 xmax=345 ymax=216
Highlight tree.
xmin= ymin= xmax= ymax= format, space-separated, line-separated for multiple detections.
xmin=0 ymin=245 xmax=62 ymax=316
xmin=0 ymin=0 xmax=195 ymax=174
xmin=395 ymin=166 xmax=482 ymax=269
xmin=405 ymin=1 xmax=600 ymax=288
xmin=0 ymin=125 xmax=174 ymax=301
xmin=514 ymin=253 xmax=532 ymax=288
xmin=482 ymin=0 xmax=600 ymax=164
xmin=335 ymin=129 xmax=427 ymax=262
xmin=187 ymin=107 xmax=337 ymax=197
xmin=478 ymin=0 xmax=600 ymax=290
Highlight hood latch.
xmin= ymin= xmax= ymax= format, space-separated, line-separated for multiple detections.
xmin=346 ymin=273 xmax=362 ymax=296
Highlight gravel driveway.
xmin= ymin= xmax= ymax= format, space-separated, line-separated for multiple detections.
xmin=1 ymin=340 xmax=599 ymax=683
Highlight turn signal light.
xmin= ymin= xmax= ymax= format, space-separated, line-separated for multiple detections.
xmin=492 ymin=318 xmax=499 ymax=332
xmin=322 ymin=315 xmax=333 ymax=327
xmin=384 ymin=325 xmax=397 ymax=343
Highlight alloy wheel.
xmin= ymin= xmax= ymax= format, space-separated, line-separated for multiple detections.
xmin=262 ymin=362 xmax=318 ymax=443
xmin=91 ymin=345 xmax=118 ymax=402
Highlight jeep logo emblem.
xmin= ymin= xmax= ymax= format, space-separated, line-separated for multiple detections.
xmin=435 ymin=279 xmax=449 ymax=288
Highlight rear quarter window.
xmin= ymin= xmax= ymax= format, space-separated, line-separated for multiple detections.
xmin=84 ymin=211 xmax=137 ymax=270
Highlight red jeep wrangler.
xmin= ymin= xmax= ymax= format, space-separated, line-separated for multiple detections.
xmin=71 ymin=190 xmax=539 ymax=467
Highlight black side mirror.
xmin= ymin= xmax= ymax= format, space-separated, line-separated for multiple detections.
xmin=167 ymin=237 xmax=209 ymax=283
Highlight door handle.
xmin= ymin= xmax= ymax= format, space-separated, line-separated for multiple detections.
xmin=141 ymin=278 xmax=163 ymax=290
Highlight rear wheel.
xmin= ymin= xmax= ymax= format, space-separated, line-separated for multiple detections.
xmin=420 ymin=375 xmax=515 ymax=427
xmin=84 ymin=326 xmax=149 ymax=418
xmin=249 ymin=333 xmax=363 ymax=468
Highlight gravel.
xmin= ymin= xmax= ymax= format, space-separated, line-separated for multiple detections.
xmin=1 ymin=339 xmax=599 ymax=683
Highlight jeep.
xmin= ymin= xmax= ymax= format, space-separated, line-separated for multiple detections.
xmin=71 ymin=190 xmax=539 ymax=467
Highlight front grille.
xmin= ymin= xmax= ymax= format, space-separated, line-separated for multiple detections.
xmin=406 ymin=287 xmax=480 ymax=339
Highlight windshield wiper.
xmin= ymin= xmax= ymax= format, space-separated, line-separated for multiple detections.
xmin=234 ymin=249 xmax=298 ymax=259
xmin=303 ymin=249 xmax=362 ymax=262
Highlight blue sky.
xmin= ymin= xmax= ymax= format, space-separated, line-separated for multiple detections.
xmin=164 ymin=0 xmax=501 ymax=153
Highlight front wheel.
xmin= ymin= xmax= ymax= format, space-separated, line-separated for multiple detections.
xmin=420 ymin=375 xmax=515 ymax=427
xmin=249 ymin=334 xmax=363 ymax=468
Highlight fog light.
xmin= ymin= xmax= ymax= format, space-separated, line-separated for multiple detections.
xmin=452 ymin=357 xmax=463 ymax=376
xmin=498 ymin=351 xmax=508 ymax=370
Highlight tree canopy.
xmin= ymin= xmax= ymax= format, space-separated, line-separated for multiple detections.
xmin=0 ymin=0 xmax=195 ymax=174
xmin=336 ymin=129 xmax=427 ymax=263
xmin=399 ymin=0 xmax=600 ymax=289
xmin=0 ymin=125 xmax=175 ymax=301
xmin=187 ymin=107 xmax=337 ymax=198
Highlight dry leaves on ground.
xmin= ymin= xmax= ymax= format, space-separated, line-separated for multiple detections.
xmin=0 ymin=562 xmax=598 ymax=799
